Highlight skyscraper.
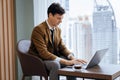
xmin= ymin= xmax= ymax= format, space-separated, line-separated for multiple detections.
xmin=93 ymin=1 xmax=118 ymax=64
xmin=66 ymin=16 xmax=92 ymax=60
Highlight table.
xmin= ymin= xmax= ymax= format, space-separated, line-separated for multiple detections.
xmin=57 ymin=64 xmax=120 ymax=80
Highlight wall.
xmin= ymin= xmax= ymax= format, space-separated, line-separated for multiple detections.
xmin=15 ymin=0 xmax=34 ymax=80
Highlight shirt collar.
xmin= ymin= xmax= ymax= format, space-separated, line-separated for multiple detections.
xmin=46 ymin=20 xmax=55 ymax=30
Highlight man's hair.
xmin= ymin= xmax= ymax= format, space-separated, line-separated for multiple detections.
xmin=47 ymin=3 xmax=65 ymax=17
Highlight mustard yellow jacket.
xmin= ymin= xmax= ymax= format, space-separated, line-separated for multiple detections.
xmin=29 ymin=21 xmax=71 ymax=60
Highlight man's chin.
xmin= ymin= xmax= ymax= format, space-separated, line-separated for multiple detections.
xmin=54 ymin=25 xmax=59 ymax=27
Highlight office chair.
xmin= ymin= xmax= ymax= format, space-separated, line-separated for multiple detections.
xmin=17 ymin=39 xmax=48 ymax=80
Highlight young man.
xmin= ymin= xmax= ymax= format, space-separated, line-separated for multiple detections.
xmin=29 ymin=3 xmax=86 ymax=80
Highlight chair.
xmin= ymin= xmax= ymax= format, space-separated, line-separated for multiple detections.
xmin=17 ymin=39 xmax=48 ymax=80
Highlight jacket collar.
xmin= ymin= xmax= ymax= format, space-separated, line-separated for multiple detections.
xmin=46 ymin=20 xmax=55 ymax=30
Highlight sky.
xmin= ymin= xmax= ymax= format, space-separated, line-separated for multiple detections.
xmin=69 ymin=0 xmax=120 ymax=28
xmin=69 ymin=0 xmax=94 ymax=17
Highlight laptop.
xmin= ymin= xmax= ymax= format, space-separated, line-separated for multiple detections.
xmin=84 ymin=48 xmax=109 ymax=69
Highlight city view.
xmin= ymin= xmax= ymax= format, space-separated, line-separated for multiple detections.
xmin=57 ymin=0 xmax=120 ymax=64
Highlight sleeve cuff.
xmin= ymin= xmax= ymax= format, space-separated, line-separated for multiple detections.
xmin=54 ymin=57 xmax=61 ymax=62
xmin=67 ymin=53 xmax=74 ymax=59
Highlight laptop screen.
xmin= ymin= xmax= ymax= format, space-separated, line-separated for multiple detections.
xmin=86 ymin=48 xmax=108 ymax=69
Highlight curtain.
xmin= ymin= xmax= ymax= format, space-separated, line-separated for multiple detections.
xmin=0 ymin=0 xmax=16 ymax=80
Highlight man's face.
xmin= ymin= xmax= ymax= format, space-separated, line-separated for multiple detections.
xmin=49 ymin=13 xmax=64 ymax=27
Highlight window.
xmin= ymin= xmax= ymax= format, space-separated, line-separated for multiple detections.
xmin=56 ymin=0 xmax=120 ymax=64
xmin=34 ymin=0 xmax=120 ymax=64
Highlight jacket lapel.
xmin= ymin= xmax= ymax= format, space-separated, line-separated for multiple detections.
xmin=45 ymin=22 xmax=57 ymax=47
xmin=54 ymin=29 xmax=57 ymax=48
xmin=46 ymin=28 xmax=53 ymax=45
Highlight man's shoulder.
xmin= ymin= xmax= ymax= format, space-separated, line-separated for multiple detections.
xmin=34 ymin=21 xmax=48 ymax=30
xmin=36 ymin=21 xmax=47 ymax=27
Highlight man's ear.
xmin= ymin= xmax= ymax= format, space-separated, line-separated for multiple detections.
xmin=49 ymin=13 xmax=53 ymax=17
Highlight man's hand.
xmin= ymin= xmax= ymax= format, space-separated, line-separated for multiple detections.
xmin=75 ymin=59 xmax=87 ymax=64
xmin=60 ymin=58 xmax=87 ymax=66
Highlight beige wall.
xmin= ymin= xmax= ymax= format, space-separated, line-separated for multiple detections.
xmin=0 ymin=0 xmax=16 ymax=80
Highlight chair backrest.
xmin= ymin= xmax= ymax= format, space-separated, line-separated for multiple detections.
xmin=17 ymin=40 xmax=48 ymax=78
xmin=17 ymin=39 xmax=31 ymax=54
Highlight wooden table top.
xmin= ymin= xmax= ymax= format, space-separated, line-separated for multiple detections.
xmin=57 ymin=64 xmax=120 ymax=80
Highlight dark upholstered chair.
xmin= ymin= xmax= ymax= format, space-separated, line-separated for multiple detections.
xmin=17 ymin=40 xmax=48 ymax=80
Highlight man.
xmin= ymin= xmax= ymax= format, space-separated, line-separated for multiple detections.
xmin=29 ymin=2 xmax=86 ymax=80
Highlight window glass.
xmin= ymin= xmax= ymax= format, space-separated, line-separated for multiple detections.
xmin=58 ymin=0 xmax=120 ymax=64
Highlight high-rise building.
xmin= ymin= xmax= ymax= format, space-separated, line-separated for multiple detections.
xmin=93 ymin=1 xmax=118 ymax=64
xmin=66 ymin=17 xmax=92 ymax=60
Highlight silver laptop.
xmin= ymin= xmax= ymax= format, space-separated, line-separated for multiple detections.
xmin=84 ymin=48 xmax=108 ymax=69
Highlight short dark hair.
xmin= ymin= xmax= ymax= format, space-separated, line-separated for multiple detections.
xmin=47 ymin=3 xmax=65 ymax=17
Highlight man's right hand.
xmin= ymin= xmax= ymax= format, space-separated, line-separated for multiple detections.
xmin=60 ymin=58 xmax=87 ymax=66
